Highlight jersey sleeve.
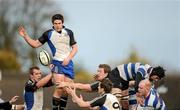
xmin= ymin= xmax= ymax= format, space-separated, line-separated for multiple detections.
xmin=65 ymin=28 xmax=77 ymax=46
xmin=0 ymin=101 xmax=12 ymax=109
xmin=137 ymin=65 xmax=147 ymax=77
xmin=90 ymin=95 xmax=106 ymax=107
xmin=25 ymin=80 xmax=38 ymax=92
xmin=43 ymin=79 xmax=54 ymax=88
xmin=38 ymin=29 xmax=52 ymax=44
xmin=90 ymin=81 xmax=99 ymax=91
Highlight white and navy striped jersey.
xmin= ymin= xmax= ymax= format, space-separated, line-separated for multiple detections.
xmin=137 ymin=88 xmax=167 ymax=110
xmin=117 ymin=63 xmax=153 ymax=81
xmin=129 ymin=87 xmax=137 ymax=106
xmin=90 ymin=93 xmax=121 ymax=110
xmin=38 ymin=27 xmax=76 ymax=61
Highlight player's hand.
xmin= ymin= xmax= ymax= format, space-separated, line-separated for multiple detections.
xmin=79 ymin=94 xmax=83 ymax=100
xmin=65 ymin=84 xmax=76 ymax=95
xmin=56 ymin=82 xmax=68 ymax=89
xmin=65 ymin=86 xmax=72 ymax=95
xmin=129 ymin=81 xmax=135 ymax=87
xmin=18 ymin=26 xmax=27 ymax=38
xmin=49 ymin=64 xmax=54 ymax=69
xmin=62 ymin=57 xmax=70 ymax=66
xmin=94 ymin=74 xmax=99 ymax=81
xmin=9 ymin=96 xmax=19 ymax=104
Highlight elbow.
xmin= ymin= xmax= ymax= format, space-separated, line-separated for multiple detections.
xmin=72 ymin=44 xmax=78 ymax=53
xmin=74 ymin=45 xmax=78 ymax=53
xmin=31 ymin=45 xmax=36 ymax=48
xmin=30 ymin=44 xmax=38 ymax=48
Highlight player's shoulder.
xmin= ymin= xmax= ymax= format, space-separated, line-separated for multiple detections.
xmin=25 ymin=79 xmax=37 ymax=92
xmin=43 ymin=29 xmax=54 ymax=34
xmin=25 ymin=79 xmax=34 ymax=85
xmin=64 ymin=27 xmax=72 ymax=31
xmin=64 ymin=28 xmax=73 ymax=34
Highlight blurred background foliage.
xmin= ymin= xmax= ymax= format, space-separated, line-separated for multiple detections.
xmin=0 ymin=50 xmax=21 ymax=71
xmin=0 ymin=0 xmax=179 ymax=109
xmin=0 ymin=0 xmax=151 ymax=75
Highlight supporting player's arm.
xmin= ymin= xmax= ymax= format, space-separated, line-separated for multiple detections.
xmin=65 ymin=87 xmax=91 ymax=108
xmin=0 ymin=96 xmax=19 ymax=109
xmin=75 ymin=83 xmax=92 ymax=91
xmin=36 ymin=74 xmax=53 ymax=88
xmin=57 ymin=82 xmax=92 ymax=92
xmin=25 ymin=74 xmax=53 ymax=91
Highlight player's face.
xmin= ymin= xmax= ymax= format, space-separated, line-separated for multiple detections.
xmin=31 ymin=69 xmax=42 ymax=82
xmin=95 ymin=68 xmax=107 ymax=81
xmin=53 ymin=20 xmax=63 ymax=32
xmin=149 ymin=75 xmax=160 ymax=82
xmin=138 ymin=83 xmax=146 ymax=96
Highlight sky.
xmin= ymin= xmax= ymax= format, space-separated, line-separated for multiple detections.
xmin=50 ymin=0 xmax=179 ymax=73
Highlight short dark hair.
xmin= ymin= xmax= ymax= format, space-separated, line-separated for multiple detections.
xmin=150 ymin=66 xmax=165 ymax=79
xmin=29 ymin=66 xmax=40 ymax=75
xmin=52 ymin=14 xmax=64 ymax=23
xmin=99 ymin=64 xmax=111 ymax=73
xmin=100 ymin=78 xmax=113 ymax=93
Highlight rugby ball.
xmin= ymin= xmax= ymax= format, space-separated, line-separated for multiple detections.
xmin=39 ymin=50 xmax=50 ymax=66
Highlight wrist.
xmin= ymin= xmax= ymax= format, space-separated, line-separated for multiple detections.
xmin=67 ymin=57 xmax=71 ymax=61
xmin=23 ymin=33 xmax=28 ymax=38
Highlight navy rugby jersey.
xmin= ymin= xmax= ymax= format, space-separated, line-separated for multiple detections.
xmin=24 ymin=79 xmax=53 ymax=110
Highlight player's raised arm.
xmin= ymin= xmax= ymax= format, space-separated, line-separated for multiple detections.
xmin=18 ymin=25 xmax=42 ymax=48
xmin=57 ymin=82 xmax=92 ymax=92
xmin=65 ymin=86 xmax=91 ymax=108
xmin=36 ymin=74 xmax=53 ymax=88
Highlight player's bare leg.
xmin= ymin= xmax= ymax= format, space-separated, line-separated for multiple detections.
xmin=52 ymin=73 xmax=73 ymax=110
xmin=52 ymin=74 xmax=65 ymax=110
xmin=59 ymin=76 xmax=73 ymax=110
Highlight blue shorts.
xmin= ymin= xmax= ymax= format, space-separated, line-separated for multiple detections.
xmin=51 ymin=60 xmax=74 ymax=79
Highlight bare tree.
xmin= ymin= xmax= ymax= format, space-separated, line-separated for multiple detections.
xmin=0 ymin=0 xmax=55 ymax=71
xmin=0 ymin=0 xmax=18 ymax=52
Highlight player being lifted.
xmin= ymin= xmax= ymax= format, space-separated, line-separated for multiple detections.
xmin=18 ymin=14 xmax=78 ymax=110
